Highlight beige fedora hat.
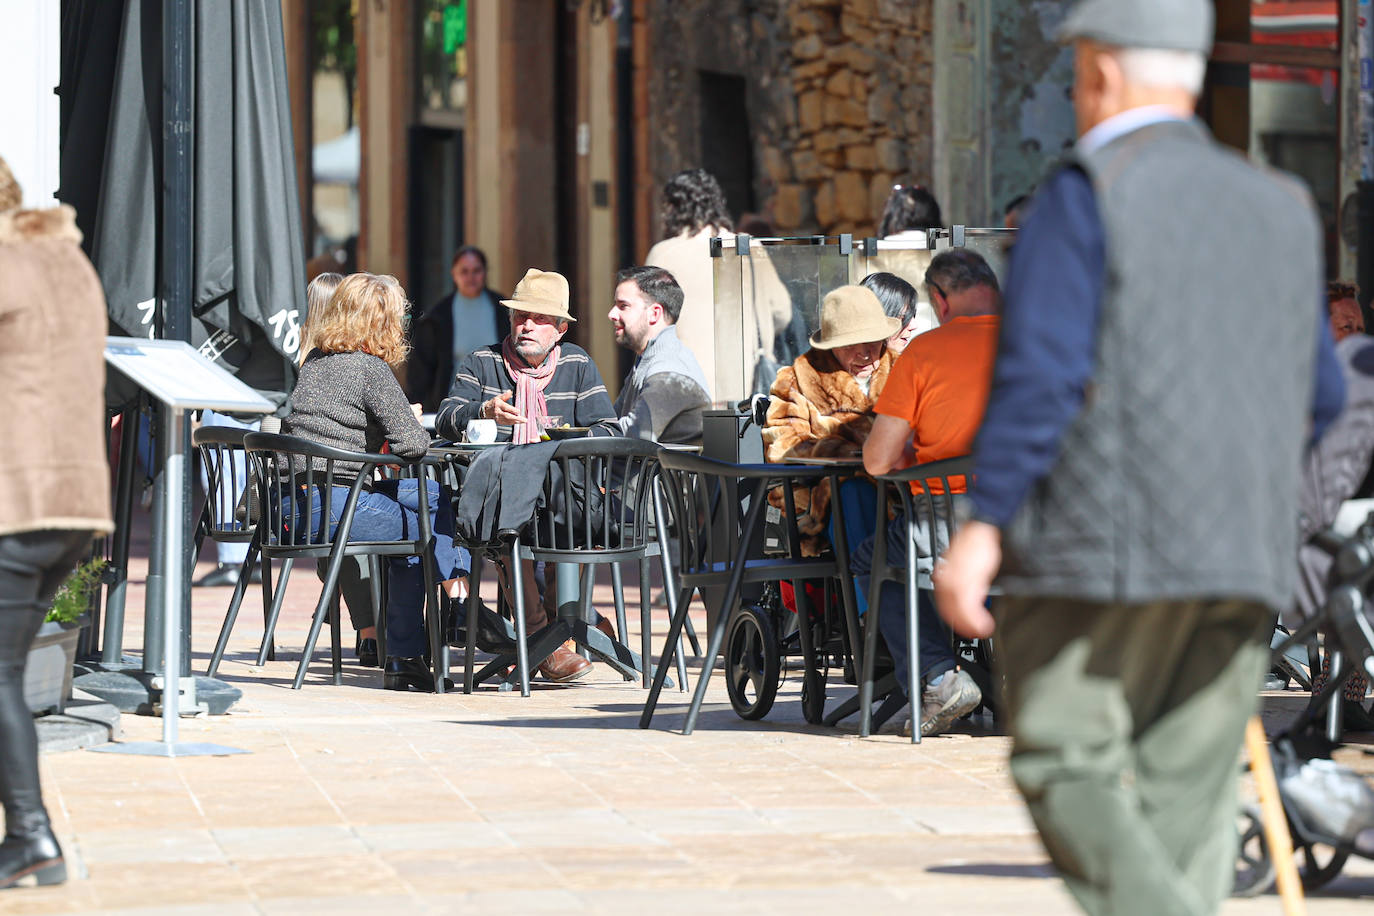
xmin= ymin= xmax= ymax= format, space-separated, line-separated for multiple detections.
xmin=500 ymin=268 xmax=577 ymax=323
xmin=809 ymin=285 xmax=901 ymax=349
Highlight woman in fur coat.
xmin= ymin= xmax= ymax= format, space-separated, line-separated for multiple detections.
xmin=762 ymin=285 xmax=900 ymax=557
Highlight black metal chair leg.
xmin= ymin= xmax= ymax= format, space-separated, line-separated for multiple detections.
xmin=368 ymin=556 xmax=385 ymax=664
xmin=905 ymin=518 xmax=921 ymax=744
xmin=329 ymin=591 xmax=343 ymax=686
xmin=638 ymin=559 xmax=652 ymax=689
xmin=257 ymin=557 xmax=294 ymax=667
xmin=611 ymin=563 xmax=629 ymax=655
xmin=639 ymin=581 xmax=696 ymax=728
xmin=206 ymin=540 xmax=259 ymax=677
xmin=463 ymin=553 xmax=483 ymax=694
xmin=260 ymin=550 xmax=277 ymax=662
xmin=511 ymin=545 xmax=532 ymax=697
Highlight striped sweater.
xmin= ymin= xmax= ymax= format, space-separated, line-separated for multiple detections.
xmin=434 ymin=342 xmax=617 ymax=442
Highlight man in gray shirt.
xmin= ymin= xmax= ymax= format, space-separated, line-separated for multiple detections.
xmin=608 ymin=266 xmax=711 ymax=444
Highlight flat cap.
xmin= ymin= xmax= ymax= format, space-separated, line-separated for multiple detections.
xmin=1057 ymin=0 xmax=1214 ymax=54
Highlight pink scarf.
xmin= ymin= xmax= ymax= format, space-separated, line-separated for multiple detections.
xmin=501 ymin=337 xmax=561 ymax=444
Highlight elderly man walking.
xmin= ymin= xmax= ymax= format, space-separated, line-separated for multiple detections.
xmin=935 ymin=2 xmax=1345 ymax=913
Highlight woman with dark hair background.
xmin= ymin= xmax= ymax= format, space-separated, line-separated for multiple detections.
xmin=877 ymin=184 xmax=943 ymax=239
xmin=646 ymin=168 xmax=791 ymax=400
xmin=869 ymin=184 xmax=944 ymax=340
xmin=861 ymin=271 xmax=922 ymax=355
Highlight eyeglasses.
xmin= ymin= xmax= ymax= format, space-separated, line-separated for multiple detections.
xmin=928 ymin=281 xmax=948 ymax=302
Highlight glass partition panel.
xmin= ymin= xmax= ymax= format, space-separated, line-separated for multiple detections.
xmin=711 ymin=236 xmax=854 ymax=403
xmin=926 ymin=227 xmax=1018 ymax=289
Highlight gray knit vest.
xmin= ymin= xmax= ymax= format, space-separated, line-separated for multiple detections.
xmin=997 ymin=119 xmax=1322 ymax=610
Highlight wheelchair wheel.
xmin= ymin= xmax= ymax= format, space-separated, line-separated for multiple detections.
xmin=1232 ymin=804 xmax=1273 ymax=897
xmin=1295 ymin=837 xmax=1348 ymax=891
xmin=725 ymin=605 xmax=780 ymax=720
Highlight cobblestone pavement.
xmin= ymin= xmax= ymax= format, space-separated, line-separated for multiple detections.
xmin=10 ymin=527 xmax=1374 ymax=914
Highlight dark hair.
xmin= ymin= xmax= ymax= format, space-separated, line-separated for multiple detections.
xmin=878 ymin=184 xmax=943 ymax=237
xmin=616 ymin=265 xmax=686 ymax=323
xmin=925 ymin=249 xmax=1000 ymax=296
xmin=1328 ymin=280 xmax=1360 ymax=305
xmin=860 ymin=272 xmax=918 ymax=325
xmin=661 ymin=168 xmax=733 ymax=238
xmin=451 ymin=244 xmax=488 ymax=270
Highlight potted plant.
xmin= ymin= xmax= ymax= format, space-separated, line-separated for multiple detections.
xmin=23 ymin=558 xmax=104 ymax=716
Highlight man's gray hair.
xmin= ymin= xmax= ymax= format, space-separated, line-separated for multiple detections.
xmin=1112 ymin=47 xmax=1206 ymax=95
xmin=925 ymin=249 xmax=1000 ymax=297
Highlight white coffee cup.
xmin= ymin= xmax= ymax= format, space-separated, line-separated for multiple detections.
xmin=466 ymin=419 xmax=497 ymax=444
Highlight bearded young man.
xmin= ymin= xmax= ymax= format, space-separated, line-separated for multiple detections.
xmin=607 ymin=266 xmax=711 ymax=445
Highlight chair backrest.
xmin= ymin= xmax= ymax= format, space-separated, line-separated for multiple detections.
xmin=523 ymin=437 xmax=662 ymax=557
xmin=243 ymin=431 xmax=426 ymax=552
xmin=193 ymin=425 xmax=255 ymax=541
xmin=654 ymin=449 xmax=829 ymax=579
xmin=878 ymin=454 xmax=973 ymax=576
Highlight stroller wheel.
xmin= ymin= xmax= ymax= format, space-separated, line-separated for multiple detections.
xmin=1232 ymin=804 xmax=1274 ymax=897
xmin=725 ymin=605 xmax=780 ymax=720
xmin=1295 ymin=837 xmax=1348 ymax=891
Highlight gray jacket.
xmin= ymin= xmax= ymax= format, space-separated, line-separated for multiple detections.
xmin=999 ymin=120 xmax=1321 ymax=610
xmin=612 ymin=326 xmax=711 ymax=444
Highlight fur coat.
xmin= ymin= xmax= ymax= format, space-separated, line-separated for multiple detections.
xmin=0 ymin=205 xmax=114 ymax=537
xmin=761 ymin=347 xmax=896 ymax=556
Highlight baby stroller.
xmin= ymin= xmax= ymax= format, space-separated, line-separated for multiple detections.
xmin=1233 ymin=516 xmax=1374 ymax=895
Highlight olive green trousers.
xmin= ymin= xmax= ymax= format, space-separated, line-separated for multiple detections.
xmin=995 ymin=596 xmax=1272 ymax=916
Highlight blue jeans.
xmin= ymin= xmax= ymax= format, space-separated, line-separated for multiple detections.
xmin=827 ymin=479 xmax=877 ymax=614
xmin=299 ymin=479 xmax=469 ymax=658
xmin=849 ymin=513 xmax=958 ymax=691
xmin=198 ymin=410 xmax=260 ymax=565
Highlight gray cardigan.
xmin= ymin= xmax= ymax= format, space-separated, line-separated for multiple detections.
xmin=284 ymin=350 xmax=429 ymax=480
xmin=612 ymin=326 xmax=712 ymax=444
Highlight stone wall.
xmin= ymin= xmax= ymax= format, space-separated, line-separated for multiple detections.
xmin=642 ymin=0 xmax=934 ymax=244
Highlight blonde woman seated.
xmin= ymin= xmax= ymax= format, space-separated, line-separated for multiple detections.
xmin=762 ymin=285 xmax=900 ymax=558
xmin=284 ymin=272 xmax=470 ymax=692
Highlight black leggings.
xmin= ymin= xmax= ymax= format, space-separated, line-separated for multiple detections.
xmin=0 ymin=530 xmax=93 ymax=836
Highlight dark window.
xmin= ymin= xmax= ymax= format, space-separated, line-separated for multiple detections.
xmin=699 ymin=71 xmax=756 ymax=222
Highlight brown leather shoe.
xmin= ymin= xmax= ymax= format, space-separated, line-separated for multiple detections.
xmin=538 ymin=645 xmax=592 ymax=682
xmin=594 ymin=614 xmax=616 ymax=643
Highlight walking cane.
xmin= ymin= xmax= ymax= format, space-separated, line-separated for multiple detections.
xmin=1245 ymin=716 xmax=1306 ymax=916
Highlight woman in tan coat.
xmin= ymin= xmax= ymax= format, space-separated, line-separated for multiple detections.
xmin=762 ymin=285 xmax=899 ymax=557
xmin=0 ymin=157 xmax=113 ymax=889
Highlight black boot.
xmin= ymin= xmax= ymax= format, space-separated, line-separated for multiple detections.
xmin=446 ymin=602 xmax=516 ymax=654
xmin=0 ymin=826 xmax=65 ymax=889
xmin=382 ymin=656 xmax=453 ymax=692
xmin=355 ymin=633 xmax=379 ymax=668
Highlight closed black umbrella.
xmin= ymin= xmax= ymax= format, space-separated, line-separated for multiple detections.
xmin=59 ymin=0 xmax=305 ymax=407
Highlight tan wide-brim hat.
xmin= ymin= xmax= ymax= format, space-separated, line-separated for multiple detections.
xmin=500 ymin=268 xmax=577 ymax=323
xmin=809 ymin=285 xmax=901 ymax=349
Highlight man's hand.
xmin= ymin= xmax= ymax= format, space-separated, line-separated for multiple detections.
xmin=933 ymin=520 xmax=1001 ymax=638
xmin=481 ymin=390 xmax=525 ymax=423
xmin=410 ymin=403 xmax=424 ymax=422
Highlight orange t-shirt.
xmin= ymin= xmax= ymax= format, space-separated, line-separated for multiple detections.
xmin=874 ymin=314 xmax=1000 ymax=493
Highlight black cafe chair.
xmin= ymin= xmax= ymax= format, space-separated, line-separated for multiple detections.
xmin=857 ymin=455 xmax=982 ymax=742
xmin=639 ymin=450 xmax=855 ymax=734
xmin=216 ymin=432 xmax=446 ymax=691
xmin=459 ymin=437 xmax=680 ymax=697
xmin=194 ymin=426 xmax=281 ymax=672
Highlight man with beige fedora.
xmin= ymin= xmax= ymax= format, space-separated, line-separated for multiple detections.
xmin=850 ymin=248 xmax=1002 ymax=736
xmin=437 ymin=267 xmax=618 ymax=682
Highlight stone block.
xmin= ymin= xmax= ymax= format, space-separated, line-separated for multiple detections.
xmin=867 ymin=85 xmax=899 ymax=126
xmin=793 ymin=34 xmax=824 ymax=60
xmin=818 ymin=148 xmax=844 ymax=169
xmin=792 ymin=149 xmax=825 ymax=182
xmin=824 ymin=97 xmax=868 ymax=128
xmin=789 ymin=10 xmax=827 ymax=33
xmin=834 ymin=171 xmax=869 ymax=222
xmin=771 ymin=184 xmax=813 ymax=231
xmin=877 ymin=0 xmax=914 ymax=27
xmin=875 ymin=137 xmax=906 ymax=173
xmin=845 ymin=145 xmax=877 ymax=171
xmin=870 ymin=172 xmax=896 ymax=220
xmin=814 ymin=181 xmax=837 ymax=228
xmin=798 ymin=91 xmax=826 ymax=134
xmin=836 ymin=128 xmax=865 ymax=146
xmin=813 ymin=130 xmax=841 ymax=153
xmin=760 ymin=146 xmax=792 ymax=184
xmin=827 ymin=45 xmax=877 ymax=73
xmin=824 ymin=69 xmax=852 ymax=97
xmin=792 ymin=60 xmax=831 ymax=81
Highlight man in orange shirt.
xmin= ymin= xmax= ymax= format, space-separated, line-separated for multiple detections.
xmin=853 ymin=249 xmax=1001 ymax=736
